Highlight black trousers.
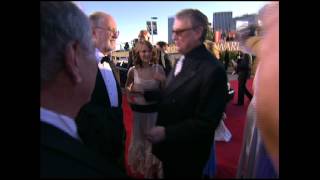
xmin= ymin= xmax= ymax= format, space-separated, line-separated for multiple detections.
xmin=162 ymin=160 xmax=205 ymax=178
xmin=224 ymin=59 xmax=229 ymax=71
xmin=162 ymin=156 xmax=206 ymax=178
xmin=237 ymin=72 xmax=252 ymax=104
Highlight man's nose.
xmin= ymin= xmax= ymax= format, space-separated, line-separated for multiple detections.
xmin=172 ymin=33 xmax=177 ymax=41
xmin=112 ymin=33 xmax=118 ymax=39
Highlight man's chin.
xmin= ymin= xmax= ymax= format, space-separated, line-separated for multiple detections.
xmin=176 ymin=47 xmax=184 ymax=54
xmin=106 ymin=47 xmax=115 ymax=53
xmin=110 ymin=45 xmax=116 ymax=51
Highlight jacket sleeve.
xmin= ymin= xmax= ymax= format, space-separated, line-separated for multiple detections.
xmin=237 ymin=58 xmax=250 ymax=71
xmin=164 ymin=65 xmax=228 ymax=143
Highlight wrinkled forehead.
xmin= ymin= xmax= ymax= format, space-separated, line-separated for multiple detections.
xmin=100 ymin=15 xmax=117 ymax=29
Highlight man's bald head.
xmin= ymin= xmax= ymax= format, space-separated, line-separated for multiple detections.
xmin=90 ymin=12 xmax=118 ymax=54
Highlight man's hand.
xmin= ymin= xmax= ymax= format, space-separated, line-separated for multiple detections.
xmin=153 ymin=72 xmax=166 ymax=81
xmin=146 ymin=126 xmax=166 ymax=144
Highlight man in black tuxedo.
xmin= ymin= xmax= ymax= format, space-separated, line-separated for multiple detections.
xmin=40 ymin=2 xmax=126 ymax=178
xmin=235 ymin=52 xmax=253 ymax=105
xmin=224 ymin=49 xmax=230 ymax=71
xmin=147 ymin=9 xmax=228 ymax=177
xmin=75 ymin=12 xmax=126 ymax=172
xmin=127 ymin=39 xmax=138 ymax=69
xmin=156 ymin=41 xmax=172 ymax=77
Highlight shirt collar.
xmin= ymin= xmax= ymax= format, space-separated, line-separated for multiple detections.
xmin=95 ymin=48 xmax=105 ymax=63
xmin=184 ymin=44 xmax=206 ymax=58
xmin=40 ymin=107 xmax=81 ymax=141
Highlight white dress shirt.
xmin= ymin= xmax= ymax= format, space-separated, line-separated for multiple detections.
xmin=174 ymin=55 xmax=185 ymax=76
xmin=95 ymin=49 xmax=119 ymax=107
xmin=161 ymin=51 xmax=166 ymax=68
xmin=40 ymin=107 xmax=81 ymax=141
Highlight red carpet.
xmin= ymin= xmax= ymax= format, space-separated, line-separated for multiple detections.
xmin=215 ymin=79 xmax=253 ymax=178
xmin=122 ymin=79 xmax=253 ymax=178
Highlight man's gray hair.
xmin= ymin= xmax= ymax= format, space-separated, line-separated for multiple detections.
xmin=40 ymin=2 xmax=94 ymax=83
xmin=176 ymin=9 xmax=208 ymax=43
xmin=89 ymin=12 xmax=108 ymax=28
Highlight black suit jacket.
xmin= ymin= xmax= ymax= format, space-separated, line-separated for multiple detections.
xmin=40 ymin=122 xmax=126 ymax=178
xmin=158 ymin=51 xmax=172 ymax=76
xmin=109 ymin=60 xmax=121 ymax=84
xmin=75 ymin=67 xmax=125 ymax=169
xmin=127 ymin=49 xmax=135 ymax=69
xmin=236 ymin=57 xmax=251 ymax=80
xmin=153 ymin=44 xmax=228 ymax=167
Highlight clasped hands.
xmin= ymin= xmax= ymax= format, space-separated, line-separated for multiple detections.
xmin=152 ymin=73 xmax=166 ymax=82
xmin=146 ymin=126 xmax=165 ymax=144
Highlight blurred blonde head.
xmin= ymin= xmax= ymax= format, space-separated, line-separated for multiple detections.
xmin=138 ymin=30 xmax=150 ymax=42
xmin=204 ymin=40 xmax=220 ymax=59
xmin=256 ymin=2 xmax=279 ymax=173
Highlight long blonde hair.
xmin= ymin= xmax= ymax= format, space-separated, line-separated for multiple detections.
xmin=204 ymin=40 xmax=220 ymax=59
xmin=134 ymin=40 xmax=157 ymax=67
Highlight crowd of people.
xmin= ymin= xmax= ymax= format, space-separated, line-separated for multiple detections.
xmin=41 ymin=1 xmax=278 ymax=178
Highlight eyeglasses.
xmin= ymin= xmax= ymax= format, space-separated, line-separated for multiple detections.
xmin=172 ymin=27 xmax=196 ymax=36
xmin=140 ymin=50 xmax=152 ymax=53
xmin=95 ymin=27 xmax=119 ymax=37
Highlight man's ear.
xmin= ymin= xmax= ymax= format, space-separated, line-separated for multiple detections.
xmin=91 ymin=28 xmax=98 ymax=45
xmin=64 ymin=41 xmax=82 ymax=84
xmin=195 ymin=26 xmax=204 ymax=40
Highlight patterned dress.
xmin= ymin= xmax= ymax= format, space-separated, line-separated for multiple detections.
xmin=127 ymin=64 xmax=164 ymax=178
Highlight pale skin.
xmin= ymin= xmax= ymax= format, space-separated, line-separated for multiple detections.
xmin=92 ymin=14 xmax=118 ymax=55
xmin=256 ymin=2 xmax=279 ymax=173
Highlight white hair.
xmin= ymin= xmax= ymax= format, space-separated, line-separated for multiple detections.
xmin=40 ymin=2 xmax=94 ymax=83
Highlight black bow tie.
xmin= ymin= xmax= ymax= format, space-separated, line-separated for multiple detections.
xmin=100 ymin=56 xmax=111 ymax=63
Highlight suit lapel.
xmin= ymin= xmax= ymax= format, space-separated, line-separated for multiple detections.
xmin=165 ymin=67 xmax=175 ymax=88
xmin=116 ymin=77 xmax=122 ymax=106
xmin=164 ymin=57 xmax=200 ymax=96
xmin=164 ymin=56 xmax=180 ymax=88
xmin=92 ymin=70 xmax=110 ymax=106
xmin=109 ymin=61 xmax=121 ymax=84
xmin=108 ymin=62 xmax=122 ymax=106
xmin=95 ymin=64 xmax=122 ymax=107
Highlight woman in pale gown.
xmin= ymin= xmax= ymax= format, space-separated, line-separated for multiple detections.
xmin=125 ymin=40 xmax=166 ymax=178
